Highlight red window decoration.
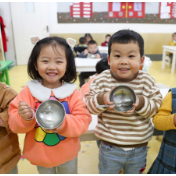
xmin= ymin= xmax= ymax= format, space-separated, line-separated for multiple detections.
xmin=108 ymin=2 xmax=145 ymax=18
xmin=159 ymin=2 xmax=176 ymax=19
xmin=70 ymin=2 xmax=93 ymax=18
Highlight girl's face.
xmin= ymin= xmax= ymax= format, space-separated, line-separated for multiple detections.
xmin=35 ymin=45 xmax=67 ymax=89
xmin=86 ymin=36 xmax=92 ymax=43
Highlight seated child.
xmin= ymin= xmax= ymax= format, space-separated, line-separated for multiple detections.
xmin=80 ymin=57 xmax=110 ymax=97
xmin=8 ymin=36 xmax=92 ymax=174
xmin=73 ymin=37 xmax=87 ymax=57
xmin=148 ymin=88 xmax=176 ymax=174
xmin=0 ymin=83 xmax=21 ymax=174
xmin=84 ymin=29 xmax=162 ymax=174
xmin=168 ymin=32 xmax=176 ymax=59
xmin=101 ymin=34 xmax=111 ymax=46
xmin=78 ymin=40 xmax=108 ymax=87
xmin=85 ymin=33 xmax=93 ymax=44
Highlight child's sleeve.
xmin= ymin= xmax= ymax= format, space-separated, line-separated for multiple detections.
xmin=152 ymin=92 xmax=176 ymax=131
xmin=8 ymin=86 xmax=36 ymax=133
xmin=57 ymin=89 xmax=92 ymax=137
xmin=0 ymin=86 xmax=17 ymax=133
xmin=78 ymin=51 xmax=87 ymax=58
xmin=84 ymin=75 xmax=108 ymax=115
xmin=135 ymin=75 xmax=162 ymax=118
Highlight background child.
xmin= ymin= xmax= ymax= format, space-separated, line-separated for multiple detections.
xmin=0 ymin=83 xmax=21 ymax=174
xmin=84 ymin=33 xmax=93 ymax=44
xmin=80 ymin=57 xmax=110 ymax=97
xmin=73 ymin=37 xmax=87 ymax=57
xmin=148 ymin=88 xmax=176 ymax=174
xmin=8 ymin=37 xmax=92 ymax=174
xmin=84 ymin=29 xmax=162 ymax=174
xmin=78 ymin=40 xmax=108 ymax=87
xmin=101 ymin=34 xmax=111 ymax=46
xmin=168 ymin=32 xmax=176 ymax=60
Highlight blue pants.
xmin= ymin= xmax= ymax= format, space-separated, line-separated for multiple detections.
xmin=37 ymin=157 xmax=77 ymax=174
xmin=99 ymin=141 xmax=147 ymax=174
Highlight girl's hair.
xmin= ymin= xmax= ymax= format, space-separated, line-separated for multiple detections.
xmin=27 ymin=36 xmax=77 ymax=83
xmin=84 ymin=33 xmax=93 ymax=40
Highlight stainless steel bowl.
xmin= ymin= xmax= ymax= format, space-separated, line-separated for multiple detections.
xmin=110 ymin=85 xmax=136 ymax=112
xmin=35 ymin=100 xmax=65 ymax=130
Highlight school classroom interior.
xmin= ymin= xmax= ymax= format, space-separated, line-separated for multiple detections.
xmin=1 ymin=2 xmax=176 ymax=174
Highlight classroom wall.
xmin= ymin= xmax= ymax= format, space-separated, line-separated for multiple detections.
xmin=49 ymin=2 xmax=174 ymax=60
xmin=0 ymin=2 xmax=16 ymax=65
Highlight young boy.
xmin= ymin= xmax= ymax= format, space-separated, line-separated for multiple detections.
xmin=84 ymin=29 xmax=162 ymax=174
xmin=168 ymin=32 xmax=176 ymax=60
xmin=78 ymin=40 xmax=107 ymax=59
xmin=73 ymin=37 xmax=87 ymax=57
xmin=101 ymin=34 xmax=111 ymax=46
xmin=0 ymin=82 xmax=21 ymax=174
xmin=78 ymin=40 xmax=107 ymax=87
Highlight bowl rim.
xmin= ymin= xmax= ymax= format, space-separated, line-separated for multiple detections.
xmin=35 ymin=99 xmax=66 ymax=130
xmin=110 ymin=85 xmax=136 ymax=112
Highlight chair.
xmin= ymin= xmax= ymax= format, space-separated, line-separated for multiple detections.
xmin=165 ymin=55 xmax=171 ymax=68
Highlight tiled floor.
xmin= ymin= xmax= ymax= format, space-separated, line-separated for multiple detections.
xmin=8 ymin=61 xmax=176 ymax=174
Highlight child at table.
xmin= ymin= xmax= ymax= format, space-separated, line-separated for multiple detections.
xmin=0 ymin=83 xmax=21 ymax=174
xmin=85 ymin=33 xmax=93 ymax=44
xmin=101 ymin=34 xmax=111 ymax=46
xmin=84 ymin=29 xmax=162 ymax=174
xmin=8 ymin=36 xmax=92 ymax=174
xmin=168 ymin=32 xmax=176 ymax=60
xmin=73 ymin=37 xmax=87 ymax=57
xmin=147 ymin=87 xmax=176 ymax=174
xmin=78 ymin=40 xmax=107 ymax=87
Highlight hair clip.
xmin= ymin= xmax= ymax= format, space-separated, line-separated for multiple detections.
xmin=31 ymin=37 xmax=40 ymax=45
xmin=66 ymin=38 xmax=76 ymax=49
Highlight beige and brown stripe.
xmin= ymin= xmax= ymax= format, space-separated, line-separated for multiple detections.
xmin=84 ymin=69 xmax=162 ymax=147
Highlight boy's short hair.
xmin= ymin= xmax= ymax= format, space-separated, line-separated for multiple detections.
xmin=108 ymin=29 xmax=144 ymax=58
xmin=106 ymin=34 xmax=111 ymax=38
xmin=96 ymin=58 xmax=110 ymax=74
xmin=87 ymin=40 xmax=97 ymax=46
xmin=79 ymin=37 xmax=87 ymax=44
xmin=172 ymin=32 xmax=176 ymax=37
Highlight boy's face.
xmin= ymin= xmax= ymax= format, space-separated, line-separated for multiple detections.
xmin=87 ymin=44 xmax=98 ymax=54
xmin=105 ymin=36 xmax=110 ymax=43
xmin=107 ymin=42 xmax=144 ymax=79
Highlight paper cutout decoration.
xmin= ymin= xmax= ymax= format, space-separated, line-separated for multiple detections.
xmin=31 ymin=37 xmax=40 ymax=44
xmin=108 ymin=2 xmax=145 ymax=18
xmin=66 ymin=38 xmax=76 ymax=49
xmin=159 ymin=2 xmax=176 ymax=19
xmin=70 ymin=2 xmax=93 ymax=18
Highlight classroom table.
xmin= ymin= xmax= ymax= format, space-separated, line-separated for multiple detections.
xmin=75 ymin=58 xmax=101 ymax=72
xmin=0 ymin=60 xmax=13 ymax=85
xmin=162 ymin=45 xmax=176 ymax=74
xmin=98 ymin=46 xmax=108 ymax=54
xmin=79 ymin=88 xmax=169 ymax=141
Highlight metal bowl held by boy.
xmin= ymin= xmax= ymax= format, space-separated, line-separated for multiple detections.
xmin=110 ymin=85 xmax=136 ymax=112
xmin=35 ymin=100 xmax=65 ymax=130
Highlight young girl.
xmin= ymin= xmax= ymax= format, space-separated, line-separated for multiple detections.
xmin=0 ymin=83 xmax=21 ymax=174
xmin=148 ymin=88 xmax=176 ymax=174
xmin=8 ymin=37 xmax=92 ymax=174
xmin=84 ymin=33 xmax=93 ymax=44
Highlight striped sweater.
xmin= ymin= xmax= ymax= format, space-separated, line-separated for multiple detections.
xmin=84 ymin=69 xmax=162 ymax=147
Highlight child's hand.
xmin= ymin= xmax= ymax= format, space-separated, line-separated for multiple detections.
xmin=103 ymin=87 xmax=115 ymax=110
xmin=84 ymin=49 xmax=88 ymax=55
xmin=18 ymin=100 xmax=33 ymax=120
xmin=95 ymin=54 xmax=101 ymax=58
xmin=0 ymin=117 xmax=4 ymax=127
xmin=125 ymin=96 xmax=139 ymax=113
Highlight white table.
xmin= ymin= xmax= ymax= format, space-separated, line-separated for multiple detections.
xmin=162 ymin=46 xmax=176 ymax=74
xmin=79 ymin=88 xmax=169 ymax=141
xmin=98 ymin=46 xmax=108 ymax=54
xmin=75 ymin=58 xmax=101 ymax=72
